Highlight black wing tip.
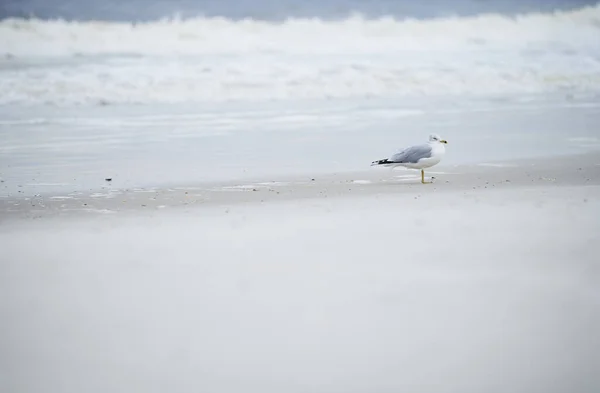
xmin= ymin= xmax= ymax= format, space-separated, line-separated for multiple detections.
xmin=371 ymin=159 xmax=392 ymax=166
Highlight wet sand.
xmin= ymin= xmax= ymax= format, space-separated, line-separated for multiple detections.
xmin=1 ymin=152 xmax=599 ymax=222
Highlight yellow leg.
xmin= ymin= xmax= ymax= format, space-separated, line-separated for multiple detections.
xmin=421 ymin=169 xmax=431 ymax=184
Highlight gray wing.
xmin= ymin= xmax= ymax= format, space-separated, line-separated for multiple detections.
xmin=388 ymin=144 xmax=432 ymax=163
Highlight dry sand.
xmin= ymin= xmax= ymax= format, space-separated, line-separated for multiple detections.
xmin=1 ymin=152 xmax=599 ymax=393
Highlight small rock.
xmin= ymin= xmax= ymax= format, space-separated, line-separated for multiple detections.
xmin=105 ymin=178 xmax=112 ymax=182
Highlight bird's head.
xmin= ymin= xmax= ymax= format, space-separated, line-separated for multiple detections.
xmin=429 ymin=134 xmax=448 ymax=144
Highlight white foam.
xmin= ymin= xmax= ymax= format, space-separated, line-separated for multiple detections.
xmin=219 ymin=185 xmax=265 ymax=191
xmin=0 ymin=6 xmax=599 ymax=105
xmin=91 ymin=193 xmax=118 ymax=198
xmin=2 ymin=7 xmax=599 ymax=57
xmin=67 ymin=208 xmax=117 ymax=214
xmin=256 ymin=182 xmax=290 ymax=186
xmin=214 ymin=182 xmax=296 ymax=192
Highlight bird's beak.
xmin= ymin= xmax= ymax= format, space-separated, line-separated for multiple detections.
xmin=441 ymin=140 xmax=448 ymax=144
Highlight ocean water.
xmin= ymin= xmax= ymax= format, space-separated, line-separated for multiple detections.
xmin=2 ymin=2 xmax=600 ymax=105
xmin=1 ymin=0 xmax=598 ymax=21
xmin=1 ymin=0 xmax=600 ymax=194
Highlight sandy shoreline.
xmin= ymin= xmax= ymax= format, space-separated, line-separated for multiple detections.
xmin=1 ymin=152 xmax=600 ymax=222
xmin=2 ymin=151 xmax=600 ymax=393
xmin=2 ymin=4 xmax=600 ymax=390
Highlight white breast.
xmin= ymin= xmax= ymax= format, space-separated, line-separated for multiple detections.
xmin=415 ymin=143 xmax=445 ymax=169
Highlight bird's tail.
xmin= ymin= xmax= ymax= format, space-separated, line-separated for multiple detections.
xmin=371 ymin=158 xmax=392 ymax=166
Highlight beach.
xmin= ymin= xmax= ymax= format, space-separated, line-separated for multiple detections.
xmin=2 ymin=1 xmax=600 ymax=392
xmin=1 ymin=82 xmax=600 ymax=393
xmin=2 ymin=150 xmax=600 ymax=393
xmin=1 ymin=150 xmax=600 ymax=219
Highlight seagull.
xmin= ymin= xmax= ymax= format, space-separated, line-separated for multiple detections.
xmin=371 ymin=134 xmax=448 ymax=184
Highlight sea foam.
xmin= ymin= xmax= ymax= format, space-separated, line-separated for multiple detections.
xmin=0 ymin=5 xmax=599 ymax=105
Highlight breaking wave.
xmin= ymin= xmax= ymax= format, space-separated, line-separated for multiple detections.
xmin=0 ymin=5 xmax=599 ymax=105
